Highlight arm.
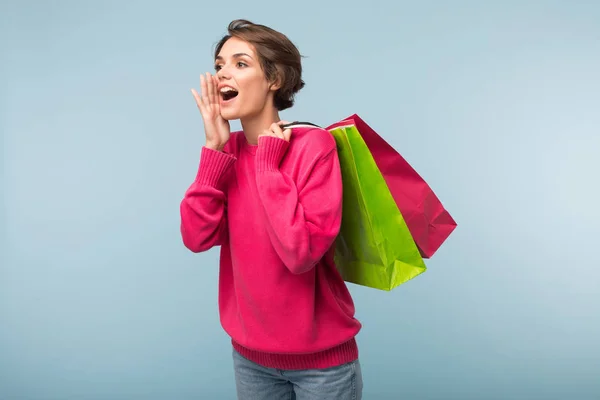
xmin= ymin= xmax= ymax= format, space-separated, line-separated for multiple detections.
xmin=180 ymin=147 xmax=236 ymax=252
xmin=254 ymin=134 xmax=342 ymax=274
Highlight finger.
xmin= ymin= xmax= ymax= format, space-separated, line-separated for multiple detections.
xmin=200 ymin=75 xmax=208 ymax=106
xmin=191 ymin=88 xmax=201 ymax=106
xmin=205 ymin=72 xmax=215 ymax=105
xmin=270 ymin=122 xmax=284 ymax=137
xmin=192 ymin=88 xmax=207 ymax=115
xmin=212 ymin=75 xmax=220 ymax=100
xmin=207 ymin=72 xmax=219 ymax=105
xmin=277 ymin=120 xmax=292 ymax=141
xmin=282 ymin=128 xmax=292 ymax=141
xmin=270 ymin=125 xmax=284 ymax=140
xmin=211 ymin=75 xmax=221 ymax=113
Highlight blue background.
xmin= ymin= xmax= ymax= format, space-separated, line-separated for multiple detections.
xmin=2 ymin=1 xmax=599 ymax=399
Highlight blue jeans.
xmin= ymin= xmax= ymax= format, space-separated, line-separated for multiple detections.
xmin=232 ymin=349 xmax=363 ymax=399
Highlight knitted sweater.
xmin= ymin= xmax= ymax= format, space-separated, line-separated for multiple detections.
xmin=180 ymin=126 xmax=361 ymax=370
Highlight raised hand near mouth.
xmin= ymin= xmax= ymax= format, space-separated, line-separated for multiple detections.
xmin=191 ymin=72 xmax=231 ymax=152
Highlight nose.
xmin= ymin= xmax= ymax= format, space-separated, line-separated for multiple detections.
xmin=216 ymin=65 xmax=231 ymax=80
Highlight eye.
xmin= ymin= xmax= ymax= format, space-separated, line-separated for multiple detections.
xmin=236 ymin=61 xmax=248 ymax=68
xmin=214 ymin=64 xmax=222 ymax=71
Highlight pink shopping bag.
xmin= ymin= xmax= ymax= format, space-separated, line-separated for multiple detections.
xmin=326 ymin=114 xmax=457 ymax=258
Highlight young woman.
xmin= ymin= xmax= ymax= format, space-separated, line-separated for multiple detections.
xmin=180 ymin=19 xmax=363 ymax=399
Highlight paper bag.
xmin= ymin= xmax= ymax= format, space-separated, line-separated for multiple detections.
xmin=327 ymin=115 xmax=457 ymax=258
xmin=328 ymin=122 xmax=427 ymax=291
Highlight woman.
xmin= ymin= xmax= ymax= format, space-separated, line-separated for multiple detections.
xmin=180 ymin=19 xmax=363 ymax=399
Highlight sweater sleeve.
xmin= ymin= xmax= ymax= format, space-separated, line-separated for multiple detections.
xmin=254 ymin=134 xmax=342 ymax=274
xmin=180 ymin=146 xmax=236 ymax=252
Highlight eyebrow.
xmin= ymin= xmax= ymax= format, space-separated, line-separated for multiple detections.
xmin=215 ymin=53 xmax=253 ymax=61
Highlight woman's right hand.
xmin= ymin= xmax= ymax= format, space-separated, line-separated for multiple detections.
xmin=191 ymin=72 xmax=230 ymax=151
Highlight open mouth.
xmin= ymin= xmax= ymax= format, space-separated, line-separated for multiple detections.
xmin=220 ymin=87 xmax=239 ymax=102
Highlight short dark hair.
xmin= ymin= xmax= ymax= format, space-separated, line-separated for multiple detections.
xmin=214 ymin=19 xmax=305 ymax=111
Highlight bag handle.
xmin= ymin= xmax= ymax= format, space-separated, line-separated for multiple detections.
xmin=281 ymin=121 xmax=321 ymax=129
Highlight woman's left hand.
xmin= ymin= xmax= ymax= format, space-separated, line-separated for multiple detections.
xmin=260 ymin=121 xmax=292 ymax=142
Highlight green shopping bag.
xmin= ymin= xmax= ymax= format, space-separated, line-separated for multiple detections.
xmin=328 ymin=123 xmax=427 ymax=291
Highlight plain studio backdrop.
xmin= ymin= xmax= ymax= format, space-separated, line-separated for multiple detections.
xmin=1 ymin=1 xmax=599 ymax=399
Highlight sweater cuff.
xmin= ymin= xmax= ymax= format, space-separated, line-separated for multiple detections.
xmin=195 ymin=146 xmax=236 ymax=187
xmin=256 ymin=136 xmax=289 ymax=171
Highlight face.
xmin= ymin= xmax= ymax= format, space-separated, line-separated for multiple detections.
xmin=214 ymin=37 xmax=278 ymax=121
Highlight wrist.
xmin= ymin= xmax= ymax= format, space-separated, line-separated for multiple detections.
xmin=256 ymin=136 xmax=289 ymax=171
xmin=205 ymin=141 xmax=225 ymax=152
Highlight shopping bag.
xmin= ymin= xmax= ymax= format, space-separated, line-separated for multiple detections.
xmin=328 ymin=122 xmax=427 ymax=291
xmin=327 ymin=115 xmax=457 ymax=258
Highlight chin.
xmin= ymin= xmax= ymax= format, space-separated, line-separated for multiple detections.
xmin=220 ymin=109 xmax=239 ymax=121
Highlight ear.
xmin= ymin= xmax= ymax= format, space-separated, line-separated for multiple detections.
xmin=269 ymin=77 xmax=281 ymax=92
xmin=268 ymin=69 xmax=282 ymax=91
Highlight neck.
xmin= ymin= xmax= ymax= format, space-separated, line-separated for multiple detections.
xmin=240 ymin=105 xmax=280 ymax=145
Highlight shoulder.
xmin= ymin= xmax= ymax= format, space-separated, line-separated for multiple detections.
xmin=288 ymin=124 xmax=336 ymax=159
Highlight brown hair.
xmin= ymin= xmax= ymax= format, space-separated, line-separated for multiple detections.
xmin=214 ymin=19 xmax=305 ymax=111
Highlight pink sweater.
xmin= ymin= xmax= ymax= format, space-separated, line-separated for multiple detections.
xmin=180 ymin=125 xmax=362 ymax=370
